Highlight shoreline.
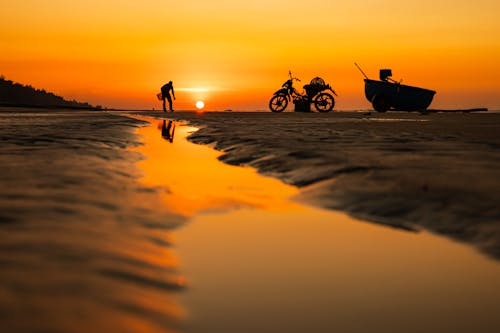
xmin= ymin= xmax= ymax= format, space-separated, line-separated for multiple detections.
xmin=132 ymin=111 xmax=500 ymax=259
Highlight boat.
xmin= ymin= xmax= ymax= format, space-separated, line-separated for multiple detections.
xmin=355 ymin=63 xmax=436 ymax=112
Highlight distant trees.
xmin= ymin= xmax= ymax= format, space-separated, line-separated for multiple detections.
xmin=0 ymin=76 xmax=102 ymax=110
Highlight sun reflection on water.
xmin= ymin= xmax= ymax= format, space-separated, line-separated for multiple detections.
xmin=134 ymin=118 xmax=301 ymax=217
xmin=130 ymin=116 xmax=500 ymax=333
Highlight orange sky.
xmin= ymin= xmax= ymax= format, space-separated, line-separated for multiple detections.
xmin=1 ymin=0 xmax=499 ymax=110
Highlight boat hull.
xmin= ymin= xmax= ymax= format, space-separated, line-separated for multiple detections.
xmin=364 ymin=79 xmax=436 ymax=111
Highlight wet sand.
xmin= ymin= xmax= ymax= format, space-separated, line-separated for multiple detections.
xmin=1 ymin=108 xmax=499 ymax=333
xmin=0 ymin=109 xmax=186 ymax=333
xmin=134 ymin=116 xmax=500 ymax=333
xmin=137 ymin=111 xmax=500 ymax=259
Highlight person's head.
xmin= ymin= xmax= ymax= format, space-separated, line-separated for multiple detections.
xmin=169 ymin=80 xmax=172 ymax=85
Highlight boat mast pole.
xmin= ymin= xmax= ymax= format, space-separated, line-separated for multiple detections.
xmin=354 ymin=63 xmax=369 ymax=80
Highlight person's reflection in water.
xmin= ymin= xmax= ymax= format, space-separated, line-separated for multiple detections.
xmin=161 ymin=120 xmax=176 ymax=143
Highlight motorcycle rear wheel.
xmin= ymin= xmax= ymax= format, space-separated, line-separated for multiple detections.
xmin=314 ymin=93 xmax=335 ymax=112
xmin=269 ymin=95 xmax=288 ymax=112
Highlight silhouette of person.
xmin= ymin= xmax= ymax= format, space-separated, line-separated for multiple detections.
xmin=161 ymin=81 xmax=176 ymax=112
xmin=161 ymin=120 xmax=175 ymax=143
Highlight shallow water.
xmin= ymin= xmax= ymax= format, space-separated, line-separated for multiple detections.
xmin=143 ymin=111 xmax=500 ymax=259
xmin=178 ymin=209 xmax=500 ymax=333
xmin=135 ymin=117 xmax=500 ymax=333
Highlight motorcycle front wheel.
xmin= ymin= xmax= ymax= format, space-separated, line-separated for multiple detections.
xmin=269 ymin=95 xmax=288 ymax=112
xmin=314 ymin=93 xmax=335 ymax=112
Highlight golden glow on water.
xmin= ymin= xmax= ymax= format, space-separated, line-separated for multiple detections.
xmin=177 ymin=205 xmax=500 ymax=333
xmin=134 ymin=119 xmax=301 ymax=217
xmin=131 ymin=117 xmax=500 ymax=332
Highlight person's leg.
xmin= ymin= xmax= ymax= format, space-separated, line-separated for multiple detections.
xmin=162 ymin=98 xmax=167 ymax=112
xmin=167 ymin=95 xmax=173 ymax=111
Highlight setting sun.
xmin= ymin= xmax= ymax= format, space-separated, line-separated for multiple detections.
xmin=196 ymin=100 xmax=205 ymax=110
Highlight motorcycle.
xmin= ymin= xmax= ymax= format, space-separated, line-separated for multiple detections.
xmin=269 ymin=72 xmax=337 ymax=112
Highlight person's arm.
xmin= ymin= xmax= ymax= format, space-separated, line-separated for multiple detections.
xmin=172 ymin=86 xmax=175 ymax=100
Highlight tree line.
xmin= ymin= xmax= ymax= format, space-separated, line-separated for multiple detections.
xmin=0 ymin=75 xmax=103 ymax=110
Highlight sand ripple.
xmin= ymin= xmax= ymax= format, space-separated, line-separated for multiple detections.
xmin=0 ymin=110 xmax=185 ymax=333
xmin=141 ymin=111 xmax=500 ymax=259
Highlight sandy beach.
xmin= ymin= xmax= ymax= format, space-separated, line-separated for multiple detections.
xmin=138 ymin=111 xmax=500 ymax=259
xmin=0 ymin=109 xmax=186 ymax=333
xmin=1 ymin=108 xmax=500 ymax=333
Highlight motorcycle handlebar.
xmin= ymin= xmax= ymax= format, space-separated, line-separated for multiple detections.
xmin=326 ymin=84 xmax=338 ymax=96
xmin=288 ymin=70 xmax=300 ymax=82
